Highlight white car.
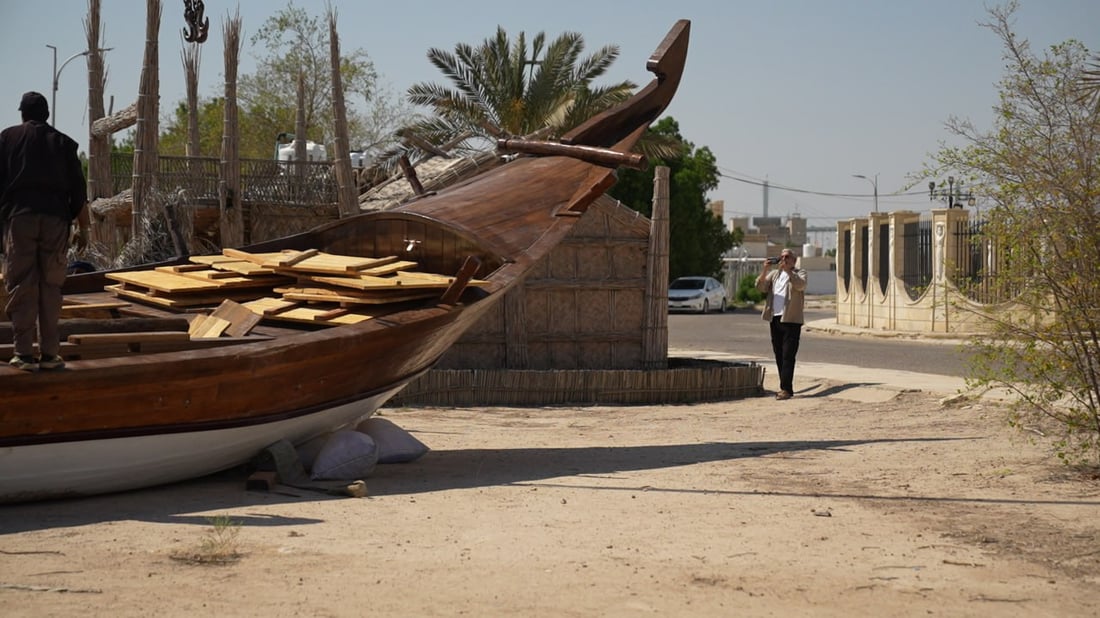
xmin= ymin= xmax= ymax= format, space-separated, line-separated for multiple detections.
xmin=668 ymin=276 xmax=727 ymax=313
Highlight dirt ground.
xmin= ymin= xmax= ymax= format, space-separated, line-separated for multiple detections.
xmin=2 ymin=371 xmax=1100 ymax=617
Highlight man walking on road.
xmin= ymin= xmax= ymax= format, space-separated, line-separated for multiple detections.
xmin=0 ymin=91 xmax=88 ymax=371
xmin=756 ymin=249 xmax=807 ymax=400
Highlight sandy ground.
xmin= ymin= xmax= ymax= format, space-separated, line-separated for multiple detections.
xmin=2 ymin=369 xmax=1100 ymax=617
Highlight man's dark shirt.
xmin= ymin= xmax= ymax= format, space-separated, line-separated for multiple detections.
xmin=0 ymin=120 xmax=86 ymax=223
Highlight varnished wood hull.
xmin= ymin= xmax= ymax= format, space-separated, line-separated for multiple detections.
xmin=0 ymin=20 xmax=690 ymax=502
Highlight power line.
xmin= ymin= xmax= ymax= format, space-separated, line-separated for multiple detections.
xmin=717 ymin=168 xmax=929 ymax=199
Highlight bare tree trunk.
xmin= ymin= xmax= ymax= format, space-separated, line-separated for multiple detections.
xmin=84 ymin=0 xmax=111 ymax=206
xmin=182 ymin=40 xmax=201 ymax=157
xmin=295 ymin=70 xmax=307 ymax=188
xmin=91 ymin=103 xmax=137 ymax=137
xmin=218 ymin=11 xmax=244 ymax=247
xmin=327 ymin=8 xmax=358 ymax=218
xmin=131 ymin=0 xmax=162 ymax=257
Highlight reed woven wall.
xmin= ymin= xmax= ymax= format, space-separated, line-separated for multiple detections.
xmin=434 ymin=195 xmax=654 ymax=371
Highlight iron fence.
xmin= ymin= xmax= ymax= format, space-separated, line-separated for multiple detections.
xmin=950 ymin=215 xmax=1016 ymax=304
xmin=110 ymin=153 xmax=338 ymax=206
xmin=901 ymin=216 xmax=933 ymax=300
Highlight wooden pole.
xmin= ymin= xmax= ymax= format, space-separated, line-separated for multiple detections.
xmin=642 ymin=165 xmax=670 ymax=369
xmin=328 ymin=8 xmax=359 ymax=218
xmin=218 ymin=11 xmax=244 ymax=247
xmin=131 ymin=0 xmax=162 ymax=258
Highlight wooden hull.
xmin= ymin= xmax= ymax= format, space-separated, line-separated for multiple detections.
xmin=0 ymin=386 xmax=405 ymax=502
xmin=0 ymin=20 xmax=690 ymax=502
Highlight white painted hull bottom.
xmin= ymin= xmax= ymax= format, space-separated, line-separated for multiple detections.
xmin=0 ymin=385 xmax=406 ymax=503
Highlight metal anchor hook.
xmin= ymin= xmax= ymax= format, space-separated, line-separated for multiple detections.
xmin=182 ymin=0 xmax=209 ymax=43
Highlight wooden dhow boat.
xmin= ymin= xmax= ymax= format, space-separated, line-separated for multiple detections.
xmin=0 ymin=20 xmax=690 ymax=502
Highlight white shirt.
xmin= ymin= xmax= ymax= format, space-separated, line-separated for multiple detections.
xmin=773 ymin=270 xmax=789 ymax=317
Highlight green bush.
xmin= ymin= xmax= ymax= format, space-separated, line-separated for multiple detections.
xmin=735 ymin=274 xmax=763 ymax=304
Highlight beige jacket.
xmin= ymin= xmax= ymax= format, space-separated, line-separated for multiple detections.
xmin=756 ymin=267 xmax=808 ymax=324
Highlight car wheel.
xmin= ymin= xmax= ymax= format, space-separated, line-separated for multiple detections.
xmin=701 ymin=299 xmax=709 ymax=314
xmin=719 ymin=297 xmax=727 ymax=313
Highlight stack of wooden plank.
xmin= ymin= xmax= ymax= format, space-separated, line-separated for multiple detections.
xmin=104 ymin=248 xmax=487 ymax=328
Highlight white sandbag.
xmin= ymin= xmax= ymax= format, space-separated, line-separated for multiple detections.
xmin=295 ymin=431 xmax=332 ymax=471
xmin=356 ymin=417 xmax=430 ymax=464
xmin=310 ymin=429 xmax=379 ymax=480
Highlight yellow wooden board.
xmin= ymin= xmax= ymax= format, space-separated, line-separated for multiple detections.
xmin=106 ymin=284 xmax=265 ymax=308
xmin=296 ymin=270 xmax=488 ymax=291
xmin=188 ymin=314 xmax=231 ymax=338
xmin=106 ymin=270 xmax=222 ymax=294
xmin=262 ymin=251 xmax=402 ymax=274
xmin=242 ymin=297 xmax=376 ymax=325
xmin=357 ymin=260 xmax=418 ymax=276
xmin=154 ymin=266 xmax=291 ymax=289
xmin=273 ymin=285 xmax=438 ymax=305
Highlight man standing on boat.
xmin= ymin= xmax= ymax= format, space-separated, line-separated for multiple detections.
xmin=0 ymin=91 xmax=88 ymax=371
xmin=756 ymin=249 xmax=807 ymax=400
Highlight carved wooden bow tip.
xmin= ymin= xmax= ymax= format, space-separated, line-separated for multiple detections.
xmin=183 ymin=0 xmax=210 ymax=43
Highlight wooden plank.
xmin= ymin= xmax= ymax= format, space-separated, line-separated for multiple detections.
xmin=160 ymin=263 xmax=211 ymax=273
xmin=221 ymin=248 xmax=290 ymax=265
xmin=208 ymin=261 xmax=277 ymax=276
xmin=60 ymin=301 xmax=131 ymax=319
xmin=314 ymin=307 xmax=351 ymax=321
xmin=188 ymin=254 xmax=243 ymax=265
xmin=192 ymin=315 xmax=231 ymax=338
xmin=106 ymin=270 xmax=222 ymax=294
xmin=157 ymin=266 xmax=247 ymax=280
xmin=210 ymin=299 xmax=262 ymax=337
xmin=242 ymin=297 xmax=301 ymax=317
xmin=68 ymin=331 xmax=192 ymax=345
xmin=274 ymin=285 xmax=439 ymax=305
xmin=154 ymin=267 xmax=291 ymax=289
xmin=358 ymin=259 xmax=417 ymax=276
xmin=106 ymin=284 xmax=265 ymax=308
xmin=276 ymin=248 xmax=320 ymax=267
xmin=188 ymin=314 xmax=210 ymax=337
xmin=240 ymin=302 xmax=376 ymax=326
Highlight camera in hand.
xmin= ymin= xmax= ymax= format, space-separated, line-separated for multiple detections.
xmin=767 ymin=257 xmax=780 ymax=264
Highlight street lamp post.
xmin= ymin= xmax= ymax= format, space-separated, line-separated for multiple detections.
xmin=928 ymin=176 xmax=975 ymax=209
xmin=852 ymin=173 xmax=879 ymax=213
xmin=47 ymin=44 xmax=112 ymax=126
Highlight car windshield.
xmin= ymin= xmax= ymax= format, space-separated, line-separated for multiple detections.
xmin=670 ymin=279 xmax=705 ymax=290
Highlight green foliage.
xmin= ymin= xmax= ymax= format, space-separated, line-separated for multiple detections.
xmin=736 ymin=274 xmax=764 ymax=304
xmin=159 ymin=2 xmax=411 ymax=159
xmin=608 ymin=118 xmax=736 ymax=280
xmin=936 ymin=2 xmax=1100 ymax=464
xmin=401 ymin=26 xmax=635 ymax=156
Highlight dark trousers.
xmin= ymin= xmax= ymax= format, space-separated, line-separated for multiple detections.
xmin=3 ymin=213 xmax=70 ymax=357
xmin=769 ymin=316 xmax=802 ymax=394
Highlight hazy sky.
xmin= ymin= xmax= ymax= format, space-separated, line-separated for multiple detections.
xmin=1 ymin=1 xmax=1096 ymax=248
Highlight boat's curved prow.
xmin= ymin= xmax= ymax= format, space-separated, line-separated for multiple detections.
xmin=560 ymin=19 xmax=690 ymax=150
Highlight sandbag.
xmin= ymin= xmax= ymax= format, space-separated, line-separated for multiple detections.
xmin=356 ymin=417 xmax=430 ymax=464
xmin=310 ymin=429 xmax=378 ymax=480
xmin=295 ymin=432 xmax=332 ymax=471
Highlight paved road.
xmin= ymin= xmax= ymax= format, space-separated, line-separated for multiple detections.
xmin=668 ymin=308 xmax=973 ymax=378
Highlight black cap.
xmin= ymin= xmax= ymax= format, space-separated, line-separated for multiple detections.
xmin=18 ymin=91 xmax=49 ymax=120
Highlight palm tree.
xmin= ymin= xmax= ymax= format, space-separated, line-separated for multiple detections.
xmin=395 ymin=27 xmax=679 ymax=163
